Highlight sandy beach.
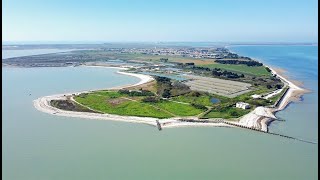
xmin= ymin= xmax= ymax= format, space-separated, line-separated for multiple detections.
xmin=33 ymin=65 xmax=308 ymax=131
xmin=236 ymin=65 xmax=309 ymax=131
xmin=269 ymin=66 xmax=309 ymax=111
xmin=33 ymin=66 xmax=233 ymax=129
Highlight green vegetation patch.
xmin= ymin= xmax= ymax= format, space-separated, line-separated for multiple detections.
xmin=150 ymin=100 xmax=203 ymax=116
xmin=204 ymin=107 xmax=250 ymax=119
xmin=74 ymin=90 xmax=205 ymax=118
xmin=232 ymin=87 xmax=269 ymax=102
xmin=172 ymin=92 xmax=213 ymax=106
xmin=74 ymin=93 xmax=172 ymax=118
xmin=200 ymin=64 xmax=271 ymax=76
xmin=155 ymin=76 xmax=191 ymax=97
xmin=73 ymin=83 xmax=285 ymax=119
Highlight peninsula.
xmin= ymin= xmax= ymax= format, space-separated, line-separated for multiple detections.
xmin=8 ymin=44 xmax=305 ymax=133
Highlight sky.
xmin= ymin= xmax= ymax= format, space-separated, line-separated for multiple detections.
xmin=2 ymin=0 xmax=318 ymax=43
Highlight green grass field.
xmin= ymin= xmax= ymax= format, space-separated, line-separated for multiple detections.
xmin=150 ymin=100 xmax=203 ymax=116
xmin=72 ymin=84 xmax=281 ymax=119
xmin=200 ymin=63 xmax=271 ymax=76
xmin=172 ymin=93 xmax=213 ymax=106
xmin=74 ymin=92 xmax=173 ymax=118
xmin=72 ymin=89 xmax=274 ymax=119
xmin=74 ymin=91 xmax=205 ymax=118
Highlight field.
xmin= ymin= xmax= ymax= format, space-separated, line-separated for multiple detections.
xmin=172 ymin=92 xmax=213 ymax=106
xmin=170 ymin=91 xmax=253 ymax=119
xmin=200 ymin=63 xmax=271 ymax=76
xmin=70 ymin=87 xmax=282 ymax=119
xmin=152 ymin=100 xmax=203 ymax=116
xmin=73 ymin=90 xmax=205 ymax=118
xmin=74 ymin=92 xmax=172 ymax=118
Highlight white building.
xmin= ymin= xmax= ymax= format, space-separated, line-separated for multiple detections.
xmin=236 ymin=102 xmax=250 ymax=109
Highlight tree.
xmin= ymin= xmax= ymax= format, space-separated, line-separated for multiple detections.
xmin=160 ymin=58 xmax=168 ymax=62
xmin=265 ymin=67 xmax=271 ymax=72
xmin=162 ymin=89 xmax=171 ymax=98
xmin=275 ymin=84 xmax=283 ymax=89
xmin=190 ymin=91 xmax=201 ymax=97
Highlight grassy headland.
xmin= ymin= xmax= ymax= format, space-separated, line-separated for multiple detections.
xmin=42 ymin=48 xmax=286 ymax=120
xmin=69 ymin=74 xmax=283 ymax=120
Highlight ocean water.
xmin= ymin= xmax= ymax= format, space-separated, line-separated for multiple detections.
xmin=2 ymin=47 xmax=318 ymax=180
xmin=2 ymin=49 xmax=76 ymax=59
xmin=229 ymin=45 xmax=318 ymax=141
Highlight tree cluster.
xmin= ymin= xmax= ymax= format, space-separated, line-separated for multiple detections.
xmin=266 ymin=83 xmax=283 ymax=89
xmin=162 ymin=89 xmax=171 ymax=98
xmin=154 ymin=76 xmax=171 ymax=83
xmin=154 ymin=76 xmax=190 ymax=98
xmin=212 ymin=69 xmax=244 ymax=79
xmin=215 ymin=60 xmax=263 ymax=66
xmin=160 ymin=58 xmax=168 ymax=62
xmin=265 ymin=67 xmax=271 ymax=72
xmin=185 ymin=66 xmax=244 ymax=79
xmin=190 ymin=103 xmax=207 ymax=110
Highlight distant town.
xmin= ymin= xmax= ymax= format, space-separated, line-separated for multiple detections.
xmin=102 ymin=46 xmax=252 ymax=60
xmin=2 ymin=45 xmax=254 ymax=68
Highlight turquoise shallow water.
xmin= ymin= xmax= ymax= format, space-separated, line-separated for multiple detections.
xmin=2 ymin=47 xmax=318 ymax=180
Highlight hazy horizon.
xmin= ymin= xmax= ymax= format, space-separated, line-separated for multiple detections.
xmin=2 ymin=41 xmax=318 ymax=45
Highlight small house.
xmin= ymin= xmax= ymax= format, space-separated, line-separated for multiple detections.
xmin=236 ymin=102 xmax=250 ymax=109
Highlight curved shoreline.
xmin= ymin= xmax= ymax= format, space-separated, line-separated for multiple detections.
xmin=33 ymin=67 xmax=233 ymax=129
xmin=268 ymin=66 xmax=309 ymax=111
xmin=236 ymin=65 xmax=308 ymax=131
xmin=33 ymin=64 xmax=307 ymax=131
xmin=223 ymin=45 xmax=309 ymax=131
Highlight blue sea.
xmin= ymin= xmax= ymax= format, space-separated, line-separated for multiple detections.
xmin=2 ymin=46 xmax=318 ymax=180
xmin=229 ymin=45 xmax=318 ymax=141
